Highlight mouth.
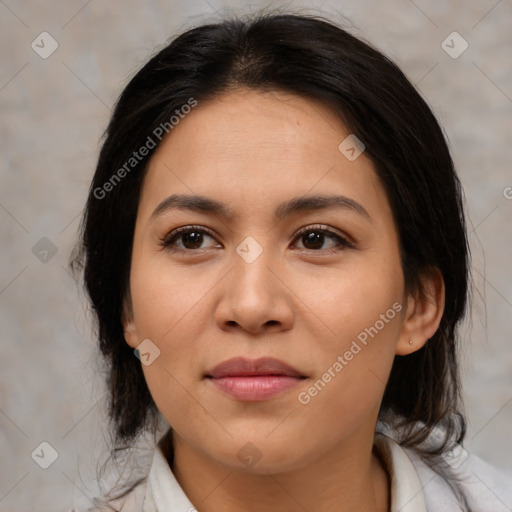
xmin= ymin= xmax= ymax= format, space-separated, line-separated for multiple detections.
xmin=205 ymin=357 xmax=307 ymax=402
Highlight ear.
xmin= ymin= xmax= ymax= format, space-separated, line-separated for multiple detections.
xmin=395 ymin=267 xmax=445 ymax=356
xmin=122 ymin=293 xmax=139 ymax=349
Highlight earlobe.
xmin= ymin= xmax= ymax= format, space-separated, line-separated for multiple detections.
xmin=395 ymin=267 xmax=445 ymax=356
xmin=123 ymin=318 xmax=139 ymax=349
xmin=122 ymin=295 xmax=139 ymax=348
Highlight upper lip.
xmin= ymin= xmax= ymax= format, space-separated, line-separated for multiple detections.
xmin=206 ymin=357 xmax=305 ymax=379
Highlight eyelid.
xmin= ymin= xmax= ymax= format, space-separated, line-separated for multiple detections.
xmin=159 ymin=224 xmax=218 ymax=249
xmin=291 ymin=224 xmax=354 ymax=250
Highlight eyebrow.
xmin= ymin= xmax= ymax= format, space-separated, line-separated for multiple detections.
xmin=150 ymin=193 xmax=371 ymax=223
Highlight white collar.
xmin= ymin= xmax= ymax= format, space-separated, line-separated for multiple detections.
xmin=374 ymin=433 xmax=427 ymax=512
xmin=143 ymin=444 xmax=195 ymax=511
xmin=141 ymin=433 xmax=427 ymax=511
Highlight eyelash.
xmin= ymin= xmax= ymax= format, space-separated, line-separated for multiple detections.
xmin=158 ymin=224 xmax=353 ymax=254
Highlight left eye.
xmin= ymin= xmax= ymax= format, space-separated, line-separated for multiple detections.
xmin=292 ymin=227 xmax=351 ymax=251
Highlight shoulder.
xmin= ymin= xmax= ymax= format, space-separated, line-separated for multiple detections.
xmin=67 ymin=479 xmax=148 ymax=512
xmin=375 ymin=419 xmax=512 ymax=511
xmin=402 ymin=437 xmax=512 ymax=511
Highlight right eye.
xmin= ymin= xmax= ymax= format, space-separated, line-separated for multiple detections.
xmin=159 ymin=225 xmax=222 ymax=252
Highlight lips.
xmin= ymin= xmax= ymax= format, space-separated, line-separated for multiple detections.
xmin=206 ymin=356 xmax=305 ymax=379
xmin=205 ymin=357 xmax=306 ymax=402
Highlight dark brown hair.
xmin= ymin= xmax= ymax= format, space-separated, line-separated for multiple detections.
xmin=71 ymin=9 xmax=470 ymax=506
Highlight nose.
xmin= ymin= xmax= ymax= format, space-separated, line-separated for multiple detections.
xmin=214 ymin=243 xmax=294 ymax=335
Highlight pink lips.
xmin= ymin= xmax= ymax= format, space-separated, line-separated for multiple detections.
xmin=206 ymin=357 xmax=306 ymax=401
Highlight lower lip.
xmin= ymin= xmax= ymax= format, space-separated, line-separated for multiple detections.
xmin=208 ymin=375 xmax=303 ymax=401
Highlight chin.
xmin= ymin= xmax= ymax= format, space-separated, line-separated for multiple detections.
xmin=208 ymin=435 xmax=316 ymax=475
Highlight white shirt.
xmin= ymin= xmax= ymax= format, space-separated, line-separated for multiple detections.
xmin=75 ymin=428 xmax=512 ymax=511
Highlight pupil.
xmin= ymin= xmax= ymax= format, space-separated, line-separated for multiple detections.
xmin=183 ymin=231 xmax=203 ymax=249
xmin=303 ymin=232 xmax=323 ymax=249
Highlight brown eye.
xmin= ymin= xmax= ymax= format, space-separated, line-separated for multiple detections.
xmin=178 ymin=230 xmax=205 ymax=249
xmin=293 ymin=226 xmax=352 ymax=252
xmin=160 ymin=226 xmax=220 ymax=252
xmin=301 ymin=231 xmax=326 ymax=250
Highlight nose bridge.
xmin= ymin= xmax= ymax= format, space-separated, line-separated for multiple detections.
xmin=232 ymin=234 xmax=276 ymax=298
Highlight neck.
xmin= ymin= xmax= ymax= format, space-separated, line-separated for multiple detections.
xmin=168 ymin=429 xmax=389 ymax=512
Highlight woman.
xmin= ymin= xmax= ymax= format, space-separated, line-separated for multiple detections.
xmin=71 ymin=11 xmax=512 ymax=512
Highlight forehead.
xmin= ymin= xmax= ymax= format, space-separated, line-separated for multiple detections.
xmin=137 ymin=88 xmax=388 ymax=223
xmin=156 ymin=88 xmax=347 ymax=161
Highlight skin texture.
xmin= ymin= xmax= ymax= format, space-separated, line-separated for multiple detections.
xmin=123 ymin=88 xmax=445 ymax=512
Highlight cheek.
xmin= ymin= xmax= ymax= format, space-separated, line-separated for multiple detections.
xmin=129 ymin=250 xmax=216 ymax=341
xmin=296 ymin=249 xmax=404 ymax=345
xmin=296 ymin=253 xmax=404 ymax=405
xmin=128 ymin=248 xmax=232 ymax=404
xmin=295 ymin=302 xmax=402 ymax=449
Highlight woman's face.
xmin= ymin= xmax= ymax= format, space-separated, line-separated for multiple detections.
xmin=124 ymin=88 xmax=415 ymax=473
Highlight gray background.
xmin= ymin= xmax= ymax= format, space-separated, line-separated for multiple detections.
xmin=1 ymin=1 xmax=511 ymax=510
